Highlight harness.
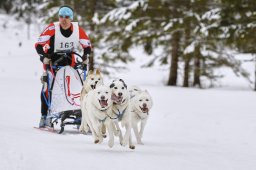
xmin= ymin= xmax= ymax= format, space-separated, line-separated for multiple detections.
xmin=96 ymin=107 xmax=110 ymax=124
xmin=98 ymin=116 xmax=108 ymax=123
xmin=111 ymin=106 xmax=128 ymax=121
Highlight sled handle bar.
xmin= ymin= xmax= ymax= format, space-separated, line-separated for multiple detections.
xmin=54 ymin=51 xmax=82 ymax=58
xmin=52 ymin=51 xmax=88 ymax=80
xmin=52 ymin=51 xmax=83 ymax=66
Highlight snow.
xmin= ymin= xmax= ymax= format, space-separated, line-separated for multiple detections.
xmin=163 ymin=22 xmax=173 ymax=31
xmin=184 ymin=41 xmax=196 ymax=54
xmin=125 ymin=19 xmax=139 ymax=32
xmin=202 ymin=8 xmax=221 ymax=20
xmin=100 ymin=0 xmax=145 ymax=24
xmin=1 ymin=14 xmax=256 ymax=170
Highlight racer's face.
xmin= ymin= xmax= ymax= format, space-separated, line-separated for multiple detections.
xmin=59 ymin=15 xmax=71 ymax=30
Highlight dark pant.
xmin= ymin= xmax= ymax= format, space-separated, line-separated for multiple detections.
xmin=41 ymin=91 xmax=48 ymax=116
xmin=40 ymin=68 xmax=56 ymax=117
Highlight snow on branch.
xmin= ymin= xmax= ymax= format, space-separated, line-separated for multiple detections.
xmin=202 ymin=8 xmax=221 ymax=20
xmin=100 ymin=0 xmax=146 ymax=23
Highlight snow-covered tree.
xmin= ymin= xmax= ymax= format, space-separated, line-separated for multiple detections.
xmin=99 ymin=0 xmax=253 ymax=88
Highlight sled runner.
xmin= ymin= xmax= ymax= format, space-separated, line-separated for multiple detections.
xmin=34 ymin=126 xmax=56 ymax=133
xmin=42 ymin=51 xmax=87 ymax=134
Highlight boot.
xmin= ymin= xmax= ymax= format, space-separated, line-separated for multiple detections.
xmin=45 ymin=117 xmax=52 ymax=127
xmin=39 ymin=116 xmax=46 ymax=128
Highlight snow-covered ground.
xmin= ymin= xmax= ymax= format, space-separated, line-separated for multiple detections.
xmin=0 ymin=14 xmax=256 ymax=170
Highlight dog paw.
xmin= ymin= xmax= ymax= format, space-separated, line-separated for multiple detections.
xmin=84 ymin=127 xmax=90 ymax=133
xmin=79 ymin=126 xmax=90 ymax=134
xmin=79 ymin=126 xmax=84 ymax=132
xmin=108 ymin=140 xmax=114 ymax=148
xmin=137 ymin=141 xmax=144 ymax=145
xmin=98 ymin=137 xmax=103 ymax=144
xmin=129 ymin=145 xmax=135 ymax=150
xmin=121 ymin=139 xmax=128 ymax=147
xmin=94 ymin=138 xmax=103 ymax=144
xmin=136 ymin=138 xmax=144 ymax=145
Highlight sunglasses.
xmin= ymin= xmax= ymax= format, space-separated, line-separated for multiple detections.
xmin=59 ymin=15 xmax=70 ymax=19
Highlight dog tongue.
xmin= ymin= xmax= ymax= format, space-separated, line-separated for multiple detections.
xmin=141 ymin=107 xmax=149 ymax=113
xmin=111 ymin=94 xmax=123 ymax=103
xmin=111 ymin=94 xmax=118 ymax=101
xmin=100 ymin=100 xmax=108 ymax=107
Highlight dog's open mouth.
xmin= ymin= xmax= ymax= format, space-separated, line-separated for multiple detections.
xmin=140 ymin=106 xmax=149 ymax=114
xmin=99 ymin=99 xmax=108 ymax=108
xmin=111 ymin=94 xmax=123 ymax=104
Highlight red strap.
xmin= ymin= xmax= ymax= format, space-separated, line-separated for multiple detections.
xmin=71 ymin=53 xmax=75 ymax=67
xmin=65 ymin=76 xmax=71 ymax=96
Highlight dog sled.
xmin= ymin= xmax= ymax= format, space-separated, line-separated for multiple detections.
xmin=42 ymin=51 xmax=87 ymax=134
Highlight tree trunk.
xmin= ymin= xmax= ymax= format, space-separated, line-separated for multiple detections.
xmin=183 ymin=21 xmax=191 ymax=87
xmin=167 ymin=31 xmax=180 ymax=86
xmin=88 ymin=0 xmax=98 ymax=71
xmin=3 ymin=1 xmax=13 ymax=14
xmin=193 ymin=45 xmax=201 ymax=88
xmin=183 ymin=53 xmax=192 ymax=87
xmin=254 ymin=55 xmax=256 ymax=91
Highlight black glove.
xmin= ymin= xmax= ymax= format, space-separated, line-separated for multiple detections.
xmin=44 ymin=53 xmax=52 ymax=59
xmin=40 ymin=72 xmax=48 ymax=84
xmin=82 ymin=63 xmax=87 ymax=70
xmin=82 ymin=53 xmax=88 ymax=62
xmin=82 ymin=47 xmax=91 ymax=61
xmin=42 ymin=53 xmax=53 ymax=64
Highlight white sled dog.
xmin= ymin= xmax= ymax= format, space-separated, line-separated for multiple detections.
xmin=79 ymin=69 xmax=103 ymax=133
xmin=128 ymin=85 xmax=142 ymax=99
xmin=130 ymin=87 xmax=153 ymax=144
xmin=110 ymin=79 xmax=135 ymax=149
xmin=80 ymin=69 xmax=103 ymax=102
xmin=80 ymin=85 xmax=115 ymax=148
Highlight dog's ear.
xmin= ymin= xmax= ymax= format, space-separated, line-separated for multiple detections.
xmin=119 ymin=79 xmax=127 ymax=89
xmin=123 ymin=83 xmax=127 ymax=89
xmin=88 ymin=70 xmax=93 ymax=75
xmin=96 ymin=69 xmax=101 ymax=75
xmin=110 ymin=83 xmax=115 ymax=88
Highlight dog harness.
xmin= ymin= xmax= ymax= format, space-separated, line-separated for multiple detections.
xmin=111 ymin=106 xmax=128 ymax=121
xmin=98 ymin=116 xmax=108 ymax=123
xmin=96 ymin=107 xmax=110 ymax=123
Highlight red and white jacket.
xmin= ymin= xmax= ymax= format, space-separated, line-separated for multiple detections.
xmin=35 ymin=22 xmax=91 ymax=67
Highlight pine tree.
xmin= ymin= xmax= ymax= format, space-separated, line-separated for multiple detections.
xmin=15 ymin=0 xmax=254 ymax=88
xmin=0 ymin=0 xmax=13 ymax=14
xmin=218 ymin=0 xmax=256 ymax=89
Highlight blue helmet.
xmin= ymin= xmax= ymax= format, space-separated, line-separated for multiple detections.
xmin=58 ymin=6 xmax=73 ymax=20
